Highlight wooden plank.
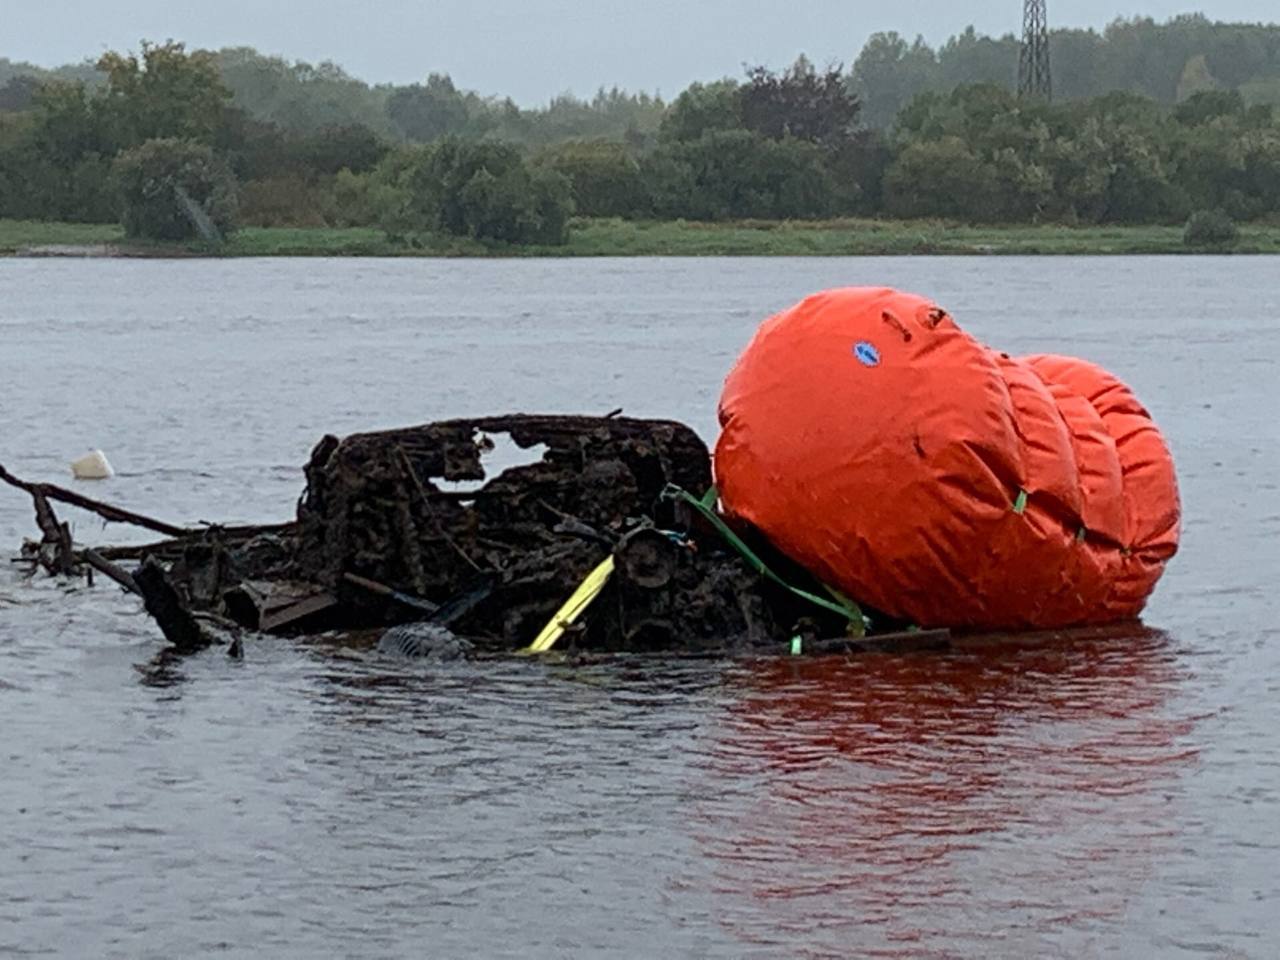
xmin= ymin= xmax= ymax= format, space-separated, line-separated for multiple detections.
xmin=260 ymin=592 xmax=339 ymax=633
xmin=0 ymin=463 xmax=188 ymax=537
xmin=29 ymin=489 xmax=74 ymax=575
xmin=134 ymin=556 xmax=211 ymax=653
xmin=78 ymin=548 xmax=140 ymax=594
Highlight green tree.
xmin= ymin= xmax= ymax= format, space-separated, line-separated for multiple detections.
xmin=28 ymin=81 xmax=114 ymax=163
xmin=645 ymin=129 xmax=832 ymax=220
xmin=1240 ymin=76 xmax=1280 ymax=109
xmin=1038 ymin=121 xmax=1113 ymax=222
xmin=883 ymin=136 xmax=1000 ymax=220
xmin=0 ymin=113 xmax=44 ymax=218
xmin=379 ymin=139 xmax=573 ymax=245
xmin=658 ymin=80 xmax=742 ymax=142
xmin=739 ymin=57 xmax=860 ymax=148
xmin=113 ymin=137 xmax=239 ymax=240
xmin=508 ymin=88 xmax=665 ymax=146
xmin=540 ymin=139 xmax=648 ymax=217
xmin=215 ymin=107 xmax=292 ymax=181
xmin=1232 ymin=127 xmax=1280 ymax=217
xmin=851 ymin=33 xmax=940 ymax=130
xmin=289 ymin=123 xmax=388 ymax=175
xmin=848 ymin=16 xmax=1280 ymax=117
xmin=96 ymin=41 xmax=230 ymax=146
xmin=0 ymin=81 xmax=118 ymax=221
xmin=937 ymin=27 xmax=1018 ymax=90
xmin=1183 ymin=208 xmax=1238 ymax=245
xmin=1174 ymin=89 xmax=1244 ymax=125
xmin=387 ymin=74 xmax=470 ymax=142
xmin=1050 ymin=29 xmax=1105 ymax=101
xmin=0 ymin=76 xmax=40 ymax=112
xmin=826 ymin=133 xmax=892 ymax=215
xmin=887 ymin=83 xmax=1207 ymax=224
xmin=1096 ymin=124 xmax=1182 ymax=222
xmin=215 ymin=47 xmax=393 ymax=136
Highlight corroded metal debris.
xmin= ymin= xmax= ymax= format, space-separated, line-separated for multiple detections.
xmin=6 ymin=415 xmax=878 ymax=657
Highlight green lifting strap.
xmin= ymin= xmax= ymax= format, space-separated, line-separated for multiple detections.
xmin=661 ymin=484 xmax=869 ymax=635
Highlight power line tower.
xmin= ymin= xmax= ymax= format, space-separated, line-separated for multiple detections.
xmin=1018 ymin=0 xmax=1052 ymax=99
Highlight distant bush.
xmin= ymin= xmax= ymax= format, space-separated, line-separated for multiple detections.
xmin=8 ymin=36 xmax=1280 ymax=233
xmin=328 ymin=168 xmax=379 ymax=226
xmin=644 ymin=130 xmax=833 ymax=220
xmin=114 ymin=137 xmax=238 ymax=241
xmin=378 ymin=139 xmax=573 ymax=245
xmin=236 ymin=169 xmax=381 ymax=228
xmin=539 ymin=139 xmax=648 ymax=218
xmin=883 ymin=136 xmax=1002 ymax=221
xmin=289 ymin=124 xmax=389 ymax=176
xmin=0 ymin=103 xmax=118 ymax=222
xmin=237 ymin=175 xmax=327 ymax=227
xmin=1183 ymin=208 xmax=1239 ymax=246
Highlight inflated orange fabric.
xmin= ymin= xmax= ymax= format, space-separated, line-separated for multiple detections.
xmin=714 ymin=287 xmax=1180 ymax=630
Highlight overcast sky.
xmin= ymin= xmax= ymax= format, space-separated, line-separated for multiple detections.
xmin=6 ymin=1 xmax=1276 ymax=103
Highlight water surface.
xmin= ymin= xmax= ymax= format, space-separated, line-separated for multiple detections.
xmin=1 ymin=257 xmax=1276 ymax=957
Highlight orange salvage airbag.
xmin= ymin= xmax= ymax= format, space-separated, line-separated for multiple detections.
xmin=714 ymin=287 xmax=1180 ymax=630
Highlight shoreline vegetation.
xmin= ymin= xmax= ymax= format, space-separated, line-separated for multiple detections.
xmin=5 ymin=21 xmax=1280 ymax=257
xmin=3 ymin=217 xmax=1279 ymax=258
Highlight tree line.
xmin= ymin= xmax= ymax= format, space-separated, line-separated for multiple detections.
xmin=852 ymin=15 xmax=1280 ymax=127
xmin=6 ymin=15 xmax=1275 ymax=138
xmin=1 ymin=21 xmax=1278 ymax=246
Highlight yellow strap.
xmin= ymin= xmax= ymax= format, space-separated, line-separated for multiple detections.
xmin=526 ymin=556 xmax=616 ymax=653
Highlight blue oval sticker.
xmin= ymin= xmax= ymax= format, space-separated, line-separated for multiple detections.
xmin=853 ymin=341 xmax=881 ymax=367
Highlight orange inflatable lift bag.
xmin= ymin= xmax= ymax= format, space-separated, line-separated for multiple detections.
xmin=714 ymin=287 xmax=1180 ymax=630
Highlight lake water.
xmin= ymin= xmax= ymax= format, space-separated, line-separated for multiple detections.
xmin=0 ymin=256 xmax=1276 ymax=958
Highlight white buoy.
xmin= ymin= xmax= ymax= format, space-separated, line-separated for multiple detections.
xmin=70 ymin=449 xmax=114 ymax=480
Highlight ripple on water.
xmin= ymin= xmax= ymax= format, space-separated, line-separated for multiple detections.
xmin=1 ymin=256 xmax=1277 ymax=957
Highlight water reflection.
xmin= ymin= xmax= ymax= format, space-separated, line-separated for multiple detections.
xmin=133 ymin=648 xmax=189 ymax=690
xmin=5 ymin=252 xmax=1273 ymax=956
xmin=695 ymin=628 xmax=1198 ymax=957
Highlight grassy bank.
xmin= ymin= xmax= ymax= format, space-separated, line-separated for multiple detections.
xmin=4 ymin=217 xmax=1279 ymax=258
xmin=561 ymin=218 xmax=1280 ymax=256
xmin=0 ymin=220 xmax=126 ymax=251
